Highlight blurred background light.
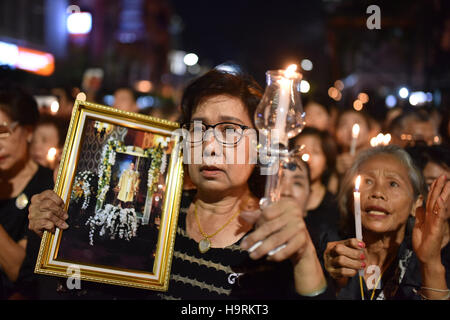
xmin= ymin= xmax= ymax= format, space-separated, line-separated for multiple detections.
xmin=409 ymin=91 xmax=427 ymax=106
xmin=398 ymin=87 xmax=409 ymax=99
xmin=300 ymin=59 xmax=313 ymax=71
xmin=385 ymin=95 xmax=397 ymax=108
xmin=300 ymin=80 xmax=310 ymax=93
xmin=353 ymin=99 xmax=363 ymax=111
xmin=67 ymin=12 xmax=92 ymax=35
xmin=135 ymin=80 xmax=153 ymax=93
xmin=183 ymin=53 xmax=198 ymax=66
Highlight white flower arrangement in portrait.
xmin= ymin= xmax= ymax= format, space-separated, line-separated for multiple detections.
xmin=85 ymin=204 xmax=138 ymax=246
xmin=71 ymin=170 xmax=95 ymax=210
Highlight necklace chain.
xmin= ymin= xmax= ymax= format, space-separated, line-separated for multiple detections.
xmin=194 ymin=202 xmax=241 ymax=241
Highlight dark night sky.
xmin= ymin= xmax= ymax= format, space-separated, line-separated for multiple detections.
xmin=170 ymin=0 xmax=330 ymax=86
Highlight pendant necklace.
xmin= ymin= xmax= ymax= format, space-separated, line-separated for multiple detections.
xmin=194 ymin=202 xmax=241 ymax=253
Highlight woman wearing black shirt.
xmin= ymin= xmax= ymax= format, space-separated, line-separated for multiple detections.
xmin=0 ymin=85 xmax=54 ymax=299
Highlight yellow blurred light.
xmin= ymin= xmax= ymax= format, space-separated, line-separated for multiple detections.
xmin=285 ymin=64 xmax=298 ymax=78
xmin=47 ymin=147 xmax=57 ymax=161
xmin=50 ymin=101 xmax=59 ymax=114
xmin=353 ymin=100 xmax=363 ymax=111
xmin=358 ymin=93 xmax=369 ymax=104
xmin=328 ymin=87 xmax=338 ymax=99
xmin=135 ymin=80 xmax=152 ymax=93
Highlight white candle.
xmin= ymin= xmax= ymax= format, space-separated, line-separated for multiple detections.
xmin=350 ymin=123 xmax=360 ymax=156
xmin=274 ymin=64 xmax=296 ymax=146
xmin=354 ymin=175 xmax=362 ymax=241
xmin=354 ymin=175 xmax=364 ymax=278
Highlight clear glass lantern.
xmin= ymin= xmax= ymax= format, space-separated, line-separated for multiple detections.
xmin=254 ymin=65 xmax=306 ymax=206
xmin=254 ymin=67 xmax=306 ymax=147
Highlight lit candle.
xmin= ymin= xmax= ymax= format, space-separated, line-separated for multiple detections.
xmin=47 ymin=147 xmax=57 ymax=167
xmin=354 ymin=175 xmax=364 ymax=278
xmin=274 ymin=64 xmax=296 ymax=146
xmin=350 ymin=123 xmax=360 ymax=156
xmin=383 ymin=133 xmax=391 ymax=145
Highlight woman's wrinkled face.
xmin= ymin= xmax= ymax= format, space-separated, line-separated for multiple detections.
xmin=30 ymin=124 xmax=59 ymax=168
xmin=0 ymin=110 xmax=31 ymax=172
xmin=335 ymin=112 xmax=370 ymax=149
xmin=357 ymin=154 xmax=418 ymax=234
xmin=187 ymin=95 xmax=256 ymax=193
xmin=305 ymin=103 xmax=330 ymax=131
xmin=294 ymin=134 xmax=326 ymax=183
xmin=280 ymin=163 xmax=311 ymax=213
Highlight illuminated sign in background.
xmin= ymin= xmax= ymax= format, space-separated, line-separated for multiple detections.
xmin=0 ymin=41 xmax=55 ymax=76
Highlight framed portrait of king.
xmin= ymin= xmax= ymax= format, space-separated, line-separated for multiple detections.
xmin=35 ymin=98 xmax=184 ymax=291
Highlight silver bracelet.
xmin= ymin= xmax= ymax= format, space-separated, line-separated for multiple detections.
xmin=300 ymin=283 xmax=328 ymax=297
xmin=421 ymin=286 xmax=450 ymax=293
xmin=414 ymin=288 xmax=450 ymax=300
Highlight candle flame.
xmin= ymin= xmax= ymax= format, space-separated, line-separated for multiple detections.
xmin=47 ymin=147 xmax=57 ymax=161
xmin=370 ymin=137 xmax=377 ymax=147
xmin=352 ymin=123 xmax=360 ymax=138
xmin=284 ymin=64 xmax=297 ymax=78
xmin=355 ymin=175 xmax=361 ymax=191
xmin=383 ymin=133 xmax=391 ymax=145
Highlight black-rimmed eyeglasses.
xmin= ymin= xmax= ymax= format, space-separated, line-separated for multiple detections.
xmin=181 ymin=121 xmax=250 ymax=146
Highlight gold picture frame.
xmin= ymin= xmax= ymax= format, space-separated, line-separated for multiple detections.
xmin=35 ymin=99 xmax=184 ymax=291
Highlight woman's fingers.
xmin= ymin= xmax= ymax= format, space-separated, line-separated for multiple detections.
xmin=240 ymin=199 xmax=306 ymax=260
xmin=28 ymin=190 xmax=68 ymax=236
xmin=331 ymin=267 xmax=358 ymax=279
xmin=427 ymin=175 xmax=444 ymax=215
xmin=329 ymin=254 xmax=365 ymax=270
xmin=239 ymin=209 xmax=262 ymax=225
xmin=247 ymin=219 xmax=306 ymax=260
xmin=332 ymin=241 xmax=366 ymax=261
xmin=324 ymin=239 xmax=365 ymax=279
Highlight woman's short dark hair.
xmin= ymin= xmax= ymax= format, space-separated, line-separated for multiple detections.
xmin=180 ymin=69 xmax=263 ymax=126
xmin=290 ymin=127 xmax=337 ymax=185
xmin=0 ymin=84 xmax=39 ymax=126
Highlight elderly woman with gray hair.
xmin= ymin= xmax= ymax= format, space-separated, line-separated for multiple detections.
xmin=323 ymin=145 xmax=450 ymax=300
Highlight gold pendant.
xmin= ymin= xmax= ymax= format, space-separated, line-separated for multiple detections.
xmin=198 ymin=238 xmax=211 ymax=253
xmin=16 ymin=193 xmax=29 ymax=210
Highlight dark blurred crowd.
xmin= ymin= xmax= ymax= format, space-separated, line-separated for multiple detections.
xmin=0 ymin=70 xmax=449 ymax=300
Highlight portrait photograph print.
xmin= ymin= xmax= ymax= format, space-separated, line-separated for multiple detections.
xmin=35 ymin=99 xmax=184 ymax=291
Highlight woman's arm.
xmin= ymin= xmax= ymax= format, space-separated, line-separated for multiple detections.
xmin=0 ymin=225 xmax=27 ymax=282
xmin=413 ymin=175 xmax=450 ymax=299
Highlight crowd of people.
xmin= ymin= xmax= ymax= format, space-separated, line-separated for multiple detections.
xmin=0 ymin=69 xmax=449 ymax=300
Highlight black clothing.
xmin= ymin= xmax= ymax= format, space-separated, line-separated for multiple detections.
xmin=305 ymin=191 xmax=340 ymax=253
xmin=27 ymin=189 xmax=334 ymax=300
xmin=316 ymin=217 xmax=450 ymax=300
xmin=0 ymin=166 xmax=54 ymax=299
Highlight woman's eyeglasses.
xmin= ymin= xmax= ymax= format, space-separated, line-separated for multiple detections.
xmin=0 ymin=121 xmax=19 ymax=139
xmin=181 ymin=121 xmax=250 ymax=146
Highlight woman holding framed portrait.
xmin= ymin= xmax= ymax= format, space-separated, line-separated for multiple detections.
xmin=27 ymin=70 xmax=330 ymax=299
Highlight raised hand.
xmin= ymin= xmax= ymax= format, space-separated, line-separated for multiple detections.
xmin=413 ymin=174 xmax=449 ymax=265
